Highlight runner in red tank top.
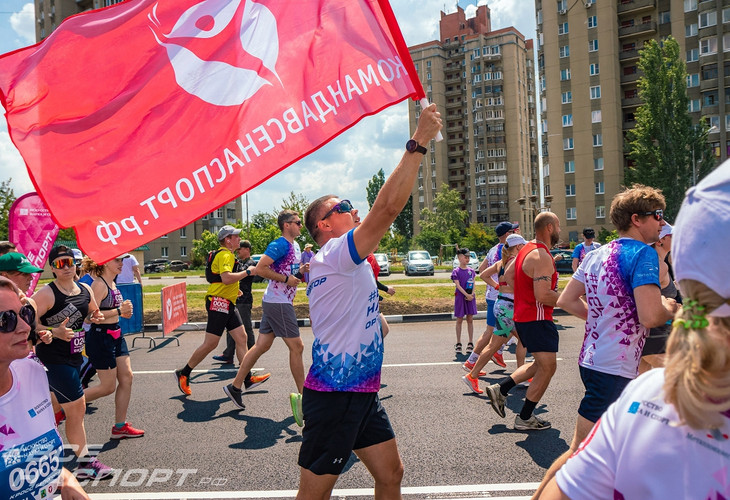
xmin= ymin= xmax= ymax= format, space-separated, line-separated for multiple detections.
xmin=484 ymin=212 xmax=562 ymax=432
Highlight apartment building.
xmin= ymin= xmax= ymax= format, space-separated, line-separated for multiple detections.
xmin=537 ymin=0 xmax=728 ymax=241
xmin=33 ymin=0 xmax=243 ymax=263
xmin=408 ymin=6 xmax=540 ymax=238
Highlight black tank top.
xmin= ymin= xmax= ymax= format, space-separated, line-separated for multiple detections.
xmin=36 ymin=282 xmax=91 ymax=367
xmin=98 ymin=276 xmax=123 ymax=310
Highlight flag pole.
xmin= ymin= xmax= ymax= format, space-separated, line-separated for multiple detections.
xmin=376 ymin=0 xmax=443 ymax=142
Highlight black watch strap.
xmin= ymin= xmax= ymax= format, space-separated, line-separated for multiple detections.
xmin=406 ymin=139 xmax=427 ymax=154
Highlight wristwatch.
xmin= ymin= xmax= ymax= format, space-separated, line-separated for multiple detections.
xmin=406 ymin=139 xmax=427 ymax=154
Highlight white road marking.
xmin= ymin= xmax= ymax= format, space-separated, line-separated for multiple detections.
xmin=134 ymin=360 xmax=562 ymax=375
xmin=90 ymin=482 xmax=540 ymax=499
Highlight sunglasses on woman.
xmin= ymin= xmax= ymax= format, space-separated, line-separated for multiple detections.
xmin=0 ymin=305 xmax=36 ymax=333
xmin=636 ymin=209 xmax=664 ymax=221
xmin=321 ymin=200 xmax=354 ymax=221
xmin=50 ymin=257 xmax=75 ymax=269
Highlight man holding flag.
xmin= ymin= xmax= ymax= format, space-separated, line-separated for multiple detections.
xmin=298 ymin=103 xmax=441 ymax=498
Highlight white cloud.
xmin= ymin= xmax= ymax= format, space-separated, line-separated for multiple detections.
xmin=9 ymin=3 xmax=35 ymax=45
xmin=0 ymin=125 xmax=35 ymax=195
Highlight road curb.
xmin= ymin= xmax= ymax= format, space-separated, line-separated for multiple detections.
xmin=139 ymin=307 xmax=570 ymax=333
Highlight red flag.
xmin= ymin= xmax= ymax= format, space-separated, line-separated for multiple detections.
xmin=8 ymin=193 xmax=60 ymax=295
xmin=0 ymin=0 xmax=422 ymax=263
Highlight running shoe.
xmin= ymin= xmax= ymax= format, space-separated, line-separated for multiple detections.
xmin=223 ymin=384 xmax=245 ymax=410
xmin=111 ymin=422 xmax=145 ymax=440
xmin=454 ymin=343 xmax=462 ymax=355
xmin=461 ymin=361 xmax=486 ymax=377
xmin=491 ymin=351 xmax=507 ymax=368
xmin=75 ymin=457 xmax=114 ymax=480
xmin=485 ymin=383 xmax=506 ymax=418
xmin=461 ymin=374 xmax=483 ymax=394
xmin=244 ymin=373 xmax=271 ymax=391
xmin=212 ymin=355 xmax=234 ymax=364
xmin=290 ymin=393 xmax=303 ymax=427
xmin=174 ymin=369 xmax=191 ymax=396
xmin=506 ymin=336 xmax=518 ymax=346
xmin=514 ymin=414 xmax=551 ymax=431
xmin=466 ymin=342 xmax=474 ymax=353
xmin=54 ymin=409 xmax=66 ymax=426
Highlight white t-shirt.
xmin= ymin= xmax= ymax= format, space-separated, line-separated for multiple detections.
xmin=557 ymin=368 xmax=730 ymax=500
xmin=484 ymin=243 xmax=503 ymax=301
xmin=304 ymin=229 xmax=383 ymax=393
xmin=0 ymin=358 xmax=64 ymax=499
xmin=572 ymin=238 xmax=660 ymax=378
xmin=262 ymin=238 xmax=301 ymax=304
xmin=117 ymin=254 xmax=139 ymax=284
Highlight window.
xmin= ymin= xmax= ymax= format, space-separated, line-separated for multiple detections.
xmin=595 ymin=181 xmax=605 ymax=194
xmin=226 ymin=208 xmax=236 ymax=220
xmin=702 ymin=63 xmax=718 ymax=80
xmin=179 ymin=227 xmax=186 ymax=238
xmin=687 ymin=48 xmax=699 ymax=62
xmin=592 ymin=110 xmax=602 ymax=123
xmin=214 ymin=209 xmax=223 ymax=218
xmin=180 ymin=246 xmax=187 ymax=257
xmin=426 ymin=60 xmax=431 ymax=67
xmin=560 ymin=68 xmax=571 ymax=81
xmin=587 ymin=15 xmax=597 ymax=28
xmin=588 ymin=39 xmax=599 ymax=52
xmin=688 ymin=98 xmax=701 ymax=112
xmin=724 ymin=33 xmax=730 ymax=52
xmin=543 ymin=164 xmax=550 ymax=177
xmin=687 ymin=73 xmax=700 ymax=87
xmin=562 ymin=91 xmax=572 ymax=104
xmin=559 ymin=45 xmax=570 ymax=58
xmin=564 ymin=160 xmax=575 ymax=173
xmin=557 ymin=0 xmax=567 ymax=11
xmin=427 ymin=72 xmax=431 ymax=80
xmin=563 ymin=137 xmax=574 ymax=150
xmin=658 ymin=11 xmax=671 ymax=24
xmin=558 ymin=22 xmax=568 ymax=35
xmin=711 ymin=141 xmax=721 ymax=157
xmin=161 ymin=247 xmax=169 ymax=258
xmin=590 ymin=63 xmax=600 ymax=76
xmin=161 ymin=233 xmax=168 ymax=239
xmin=686 ymin=23 xmax=698 ymax=37
xmin=726 ymin=114 xmax=730 ymax=130
xmin=566 ymin=207 xmax=577 ymax=220
xmin=593 ymin=134 xmax=603 ymax=147
xmin=562 ymin=114 xmax=573 ymax=127
xmin=699 ymin=11 xmax=717 ymax=29
xmin=702 ymin=90 xmax=718 ymax=106
xmin=724 ymin=7 xmax=730 ymax=23
xmin=594 ymin=157 xmax=604 ymax=170
xmin=590 ymin=85 xmax=601 ymax=99
xmin=596 ymin=206 xmax=606 ymax=219
xmin=709 ymin=115 xmax=720 ymax=130
xmin=566 ymin=184 xmax=576 ymax=196
xmin=684 ymin=0 xmax=697 ymax=12
xmin=700 ymin=37 xmax=717 ymax=55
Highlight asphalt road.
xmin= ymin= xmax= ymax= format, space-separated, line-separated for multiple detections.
xmin=74 ymin=314 xmax=587 ymax=500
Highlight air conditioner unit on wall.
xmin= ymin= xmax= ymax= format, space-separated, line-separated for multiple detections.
xmin=558 ymin=9 xmax=567 ymax=15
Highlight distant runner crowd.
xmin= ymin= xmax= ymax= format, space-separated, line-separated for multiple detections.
xmin=1 ymin=105 xmax=729 ymax=499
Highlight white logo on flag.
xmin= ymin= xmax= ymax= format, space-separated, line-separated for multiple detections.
xmin=149 ymin=0 xmax=282 ymax=106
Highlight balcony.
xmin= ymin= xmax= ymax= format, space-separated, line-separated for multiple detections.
xmin=445 ymin=88 xmax=461 ymax=97
xmin=446 ymin=99 xmax=463 ymax=108
xmin=617 ymin=0 xmax=655 ymax=15
xmin=449 ymin=173 xmax=466 ymax=182
xmin=620 ymin=72 xmax=641 ymax=85
xmin=700 ymin=77 xmax=718 ymax=91
xmin=448 ymin=150 xmax=465 ymax=158
xmin=621 ymin=96 xmax=642 ymax=107
xmin=618 ymin=21 xmax=656 ymax=39
xmin=619 ymin=49 xmax=640 ymax=61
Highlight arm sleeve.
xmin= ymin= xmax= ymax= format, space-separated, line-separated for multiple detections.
xmin=377 ymin=280 xmax=389 ymax=292
xmin=631 ymin=245 xmax=661 ymax=290
xmin=572 ymin=244 xmax=582 ymax=259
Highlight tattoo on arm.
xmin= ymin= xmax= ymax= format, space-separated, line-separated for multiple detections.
xmin=533 ymin=275 xmax=552 ymax=282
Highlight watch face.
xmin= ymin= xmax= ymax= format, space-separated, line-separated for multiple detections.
xmin=406 ymin=139 xmax=417 ymax=152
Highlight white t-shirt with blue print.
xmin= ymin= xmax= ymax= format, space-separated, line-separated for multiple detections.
xmin=305 ymin=229 xmax=383 ymax=393
xmin=573 ymin=237 xmax=660 ymax=378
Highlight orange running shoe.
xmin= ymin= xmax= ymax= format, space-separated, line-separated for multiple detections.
xmin=174 ymin=369 xmax=191 ymax=396
xmin=461 ymin=373 xmax=483 ymax=394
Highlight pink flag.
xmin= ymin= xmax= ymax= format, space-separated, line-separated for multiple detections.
xmin=0 ymin=0 xmax=423 ymax=263
xmin=8 ymin=193 xmax=60 ymax=295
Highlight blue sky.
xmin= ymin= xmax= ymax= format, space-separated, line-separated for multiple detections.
xmin=0 ymin=0 xmax=536 ymax=222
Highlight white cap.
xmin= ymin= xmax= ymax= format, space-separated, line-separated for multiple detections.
xmin=505 ymin=233 xmax=527 ymax=248
xmin=658 ymin=222 xmax=673 ymax=240
xmin=672 ymin=162 xmax=730 ymax=316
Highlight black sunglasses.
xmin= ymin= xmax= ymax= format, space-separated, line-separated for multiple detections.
xmin=321 ymin=200 xmax=354 ymax=221
xmin=0 ymin=305 xmax=36 ymax=333
xmin=636 ymin=209 xmax=664 ymax=221
xmin=287 ymin=220 xmax=303 ymax=226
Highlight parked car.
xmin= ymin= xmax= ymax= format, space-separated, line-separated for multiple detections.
xmin=451 ymin=251 xmax=479 ymax=271
xmin=169 ymin=260 xmax=189 ymax=272
xmin=144 ymin=258 xmax=169 ymax=273
xmin=403 ymin=250 xmax=434 ymax=276
xmin=374 ymin=253 xmax=390 ymax=276
xmin=550 ymin=249 xmax=574 ymax=274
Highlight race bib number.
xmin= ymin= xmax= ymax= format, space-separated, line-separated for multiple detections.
xmin=210 ymin=297 xmax=230 ymax=313
xmin=290 ymin=263 xmax=300 ymax=275
xmin=0 ymin=429 xmax=62 ymax=500
xmin=70 ymin=331 xmax=85 ymax=354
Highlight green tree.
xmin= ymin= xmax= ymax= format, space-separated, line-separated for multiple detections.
xmin=597 ymin=227 xmax=619 ymax=244
xmin=393 ymin=195 xmax=413 ymax=240
xmin=251 ymin=212 xmax=276 ymax=229
xmin=413 ymin=227 xmax=448 ymax=256
xmin=460 ymin=223 xmax=497 ymax=254
xmin=191 ymin=230 xmax=223 ymax=267
xmin=418 ymin=185 xmax=467 ymax=244
xmin=366 ymin=169 xmax=385 ymax=209
xmin=57 ymin=228 xmax=76 ymax=241
xmin=625 ymin=36 xmax=714 ymax=221
xmin=0 ymin=180 xmax=15 ymax=241
xmin=277 ymin=191 xmax=314 ymax=249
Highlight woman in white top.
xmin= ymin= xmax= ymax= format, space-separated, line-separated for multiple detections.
xmin=538 ymin=162 xmax=730 ymax=500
